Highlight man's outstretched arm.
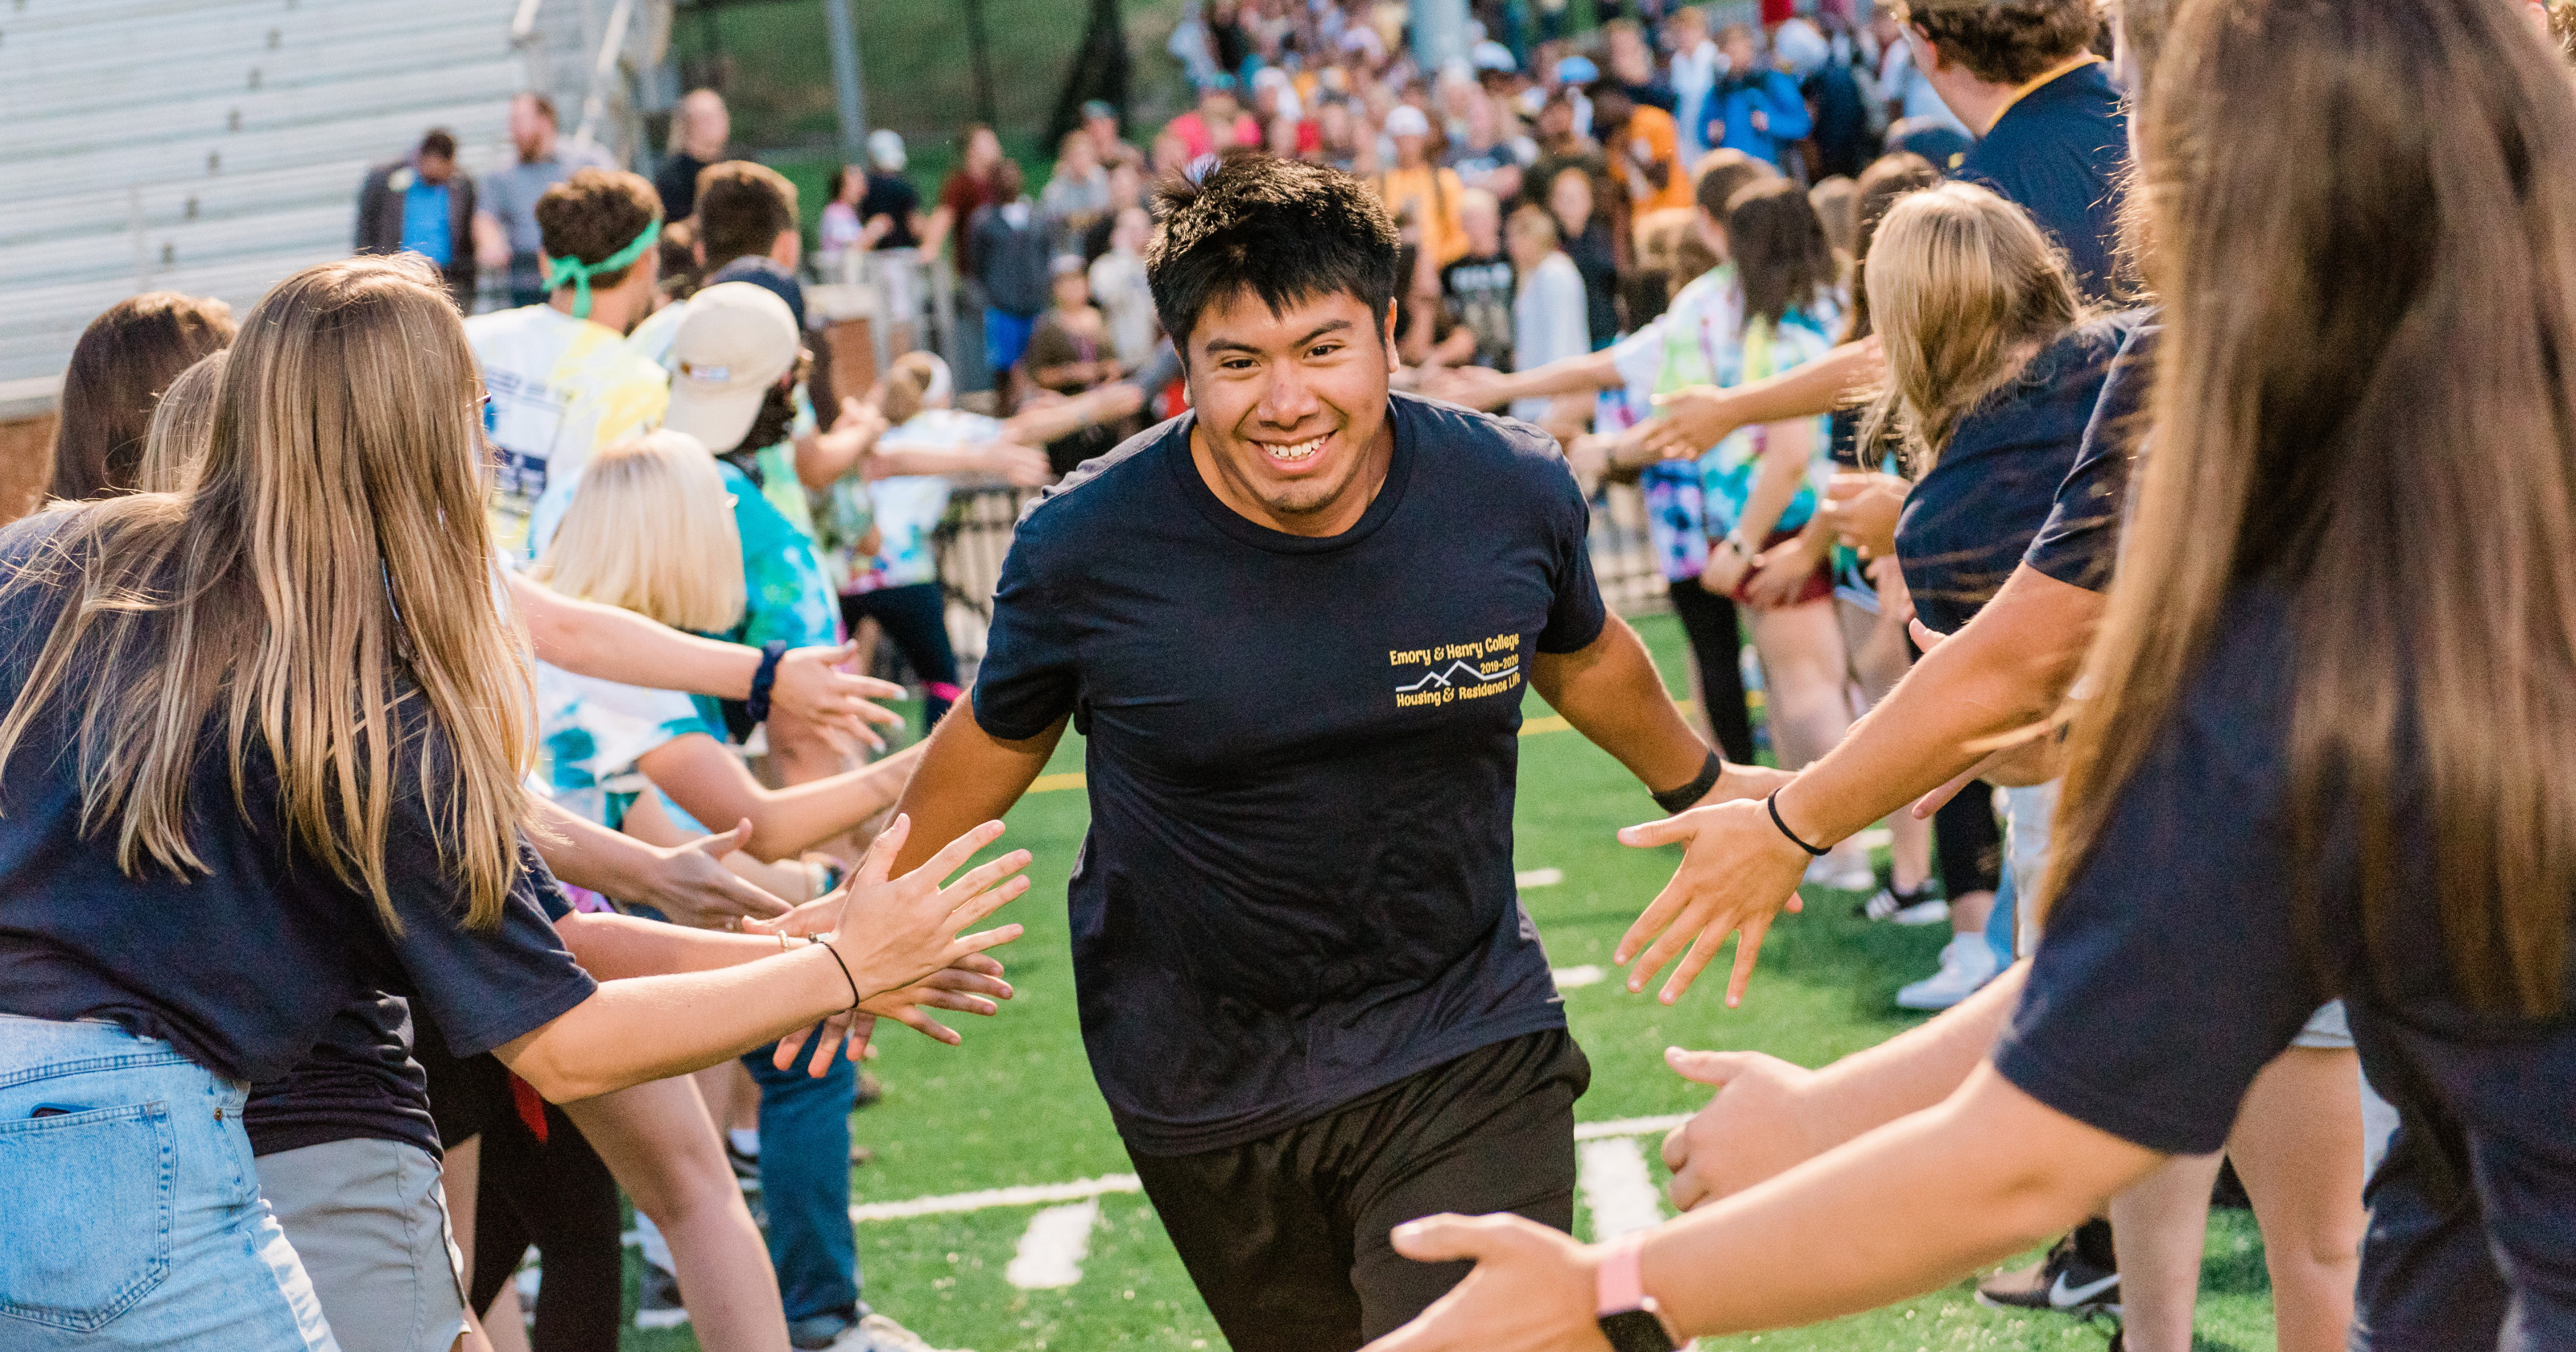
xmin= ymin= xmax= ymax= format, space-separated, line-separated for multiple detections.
xmin=886 ymin=699 xmax=1069 ymax=876
xmin=1528 ymin=613 xmax=1788 ymax=804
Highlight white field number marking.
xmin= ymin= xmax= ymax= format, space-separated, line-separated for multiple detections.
xmin=1005 ymin=1198 xmax=1101 ymax=1289
xmin=1577 ymin=1136 xmax=1667 ymax=1241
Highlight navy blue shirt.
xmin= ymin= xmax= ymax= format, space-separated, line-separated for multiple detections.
xmin=2024 ymin=320 xmax=2157 ymax=593
xmin=973 ymin=394 xmax=1604 ymax=1153
xmin=1955 ymin=60 xmax=2128 ymax=301
xmin=244 ymin=845 xmax=580 ymax=1160
xmin=1995 ymin=587 xmax=2576 ymax=1350
xmin=1896 ymin=311 xmax=2142 ymax=634
xmin=0 ymin=510 xmax=597 ymax=1088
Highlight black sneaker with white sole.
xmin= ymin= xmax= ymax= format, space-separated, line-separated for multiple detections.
xmin=1856 ymin=878 xmax=1950 ymax=925
xmin=1975 ymin=1223 xmax=2120 ymax=1315
xmin=635 ymin=1261 xmax=691 ymax=1329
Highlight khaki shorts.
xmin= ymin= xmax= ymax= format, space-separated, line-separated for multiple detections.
xmin=257 ymin=1137 xmax=469 ymax=1352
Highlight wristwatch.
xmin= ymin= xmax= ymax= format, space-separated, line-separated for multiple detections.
xmin=1595 ymin=1234 xmax=1681 ymax=1352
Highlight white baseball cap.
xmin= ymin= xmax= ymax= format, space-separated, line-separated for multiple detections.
xmin=1383 ymin=105 xmax=1431 ymax=138
xmin=663 ymin=282 xmax=799 ymax=455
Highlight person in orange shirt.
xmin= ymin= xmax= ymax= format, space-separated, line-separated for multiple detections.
xmin=1591 ymin=82 xmax=1693 ymax=216
xmin=1374 ymin=105 xmax=1472 ymax=266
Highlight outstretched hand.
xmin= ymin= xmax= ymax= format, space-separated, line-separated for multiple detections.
xmin=1615 ymin=793 xmax=1814 ymax=1007
xmin=1660 ymin=1047 xmax=1824 ymax=1211
xmin=771 ymin=641 xmax=907 ymax=751
xmin=634 ymin=819 xmax=793 ymax=930
xmin=1362 ymin=1214 xmax=1606 ymax=1352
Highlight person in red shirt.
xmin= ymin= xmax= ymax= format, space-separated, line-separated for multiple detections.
xmin=1166 ymin=76 xmax=1262 ymax=160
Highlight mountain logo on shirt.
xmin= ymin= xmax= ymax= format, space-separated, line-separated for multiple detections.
xmin=1391 ymin=632 xmax=1524 ymax=708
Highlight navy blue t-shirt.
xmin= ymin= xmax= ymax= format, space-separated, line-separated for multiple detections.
xmin=1995 ymin=587 xmax=2576 ymax=1350
xmin=1955 ymin=61 xmax=2128 ymax=301
xmin=973 ymin=394 xmax=1605 ymax=1154
xmin=1896 ymin=311 xmax=2142 ymax=634
xmin=2024 ymin=321 xmax=2157 ymax=593
xmin=0 ymin=510 xmax=597 ymax=1089
xmin=243 ymin=844 xmax=580 ymax=1160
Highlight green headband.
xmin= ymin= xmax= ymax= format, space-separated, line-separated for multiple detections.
xmin=540 ymin=219 xmax=662 ymax=319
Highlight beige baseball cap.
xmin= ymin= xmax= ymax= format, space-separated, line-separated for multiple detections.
xmin=663 ymin=282 xmax=799 ymax=454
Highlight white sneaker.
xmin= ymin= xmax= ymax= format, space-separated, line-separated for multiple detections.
xmin=1896 ymin=934 xmax=2000 ymax=1011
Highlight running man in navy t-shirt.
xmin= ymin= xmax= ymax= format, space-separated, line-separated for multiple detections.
xmin=883 ymin=157 xmax=1769 ymax=1349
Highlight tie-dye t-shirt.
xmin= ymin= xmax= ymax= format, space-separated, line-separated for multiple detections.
xmin=1609 ymin=266 xmax=1840 ymax=559
xmin=536 ymin=660 xmax=714 ymax=829
xmin=717 ymin=459 xmax=840 ymax=651
xmin=468 ymin=305 xmax=670 ymax=560
xmin=838 ymin=408 xmax=996 ymax=593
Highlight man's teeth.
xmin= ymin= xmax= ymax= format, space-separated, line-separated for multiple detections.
xmin=1267 ymin=435 xmax=1325 ymax=462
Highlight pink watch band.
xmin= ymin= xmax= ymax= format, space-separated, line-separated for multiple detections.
xmin=1596 ymin=1233 xmax=1649 ymax=1316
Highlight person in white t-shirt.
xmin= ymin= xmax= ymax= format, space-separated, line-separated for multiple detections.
xmin=1088 ymin=205 xmax=1160 ymax=371
xmin=1501 ymin=204 xmax=1591 ymax=438
xmin=466 ymin=167 xmax=671 ymax=560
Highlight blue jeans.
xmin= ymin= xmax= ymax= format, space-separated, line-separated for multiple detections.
xmin=743 ymin=1037 xmax=862 ymax=1323
xmin=0 ymin=1015 xmax=335 ymax=1350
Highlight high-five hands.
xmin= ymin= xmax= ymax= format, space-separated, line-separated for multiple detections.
xmin=1614 ymin=765 xmax=1811 ymax=1007
xmin=757 ymin=814 xmax=1030 ymax=1076
xmin=634 ymin=819 xmax=793 ymax=930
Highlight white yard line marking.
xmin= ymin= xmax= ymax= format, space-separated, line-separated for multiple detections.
xmin=639 ymin=1120 xmax=1694 ymax=1235
xmin=1515 ymin=866 xmax=1564 ymax=888
xmin=1573 ymin=1113 xmax=1690 ymax=1141
xmin=1005 ymin=1198 xmax=1101 ymax=1289
xmin=848 ymin=1173 xmax=1142 ymax=1223
xmin=1551 ymin=963 xmax=1606 ymax=988
xmin=1577 ymin=1136 xmax=1667 ymax=1241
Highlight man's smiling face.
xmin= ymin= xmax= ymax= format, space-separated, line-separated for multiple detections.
xmin=1184 ymin=285 xmax=1397 ymax=535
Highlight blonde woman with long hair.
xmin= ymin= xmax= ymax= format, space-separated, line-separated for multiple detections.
xmin=1368 ymin=0 xmax=2576 ymax=1345
xmin=0 ymin=257 xmax=1029 ymax=1350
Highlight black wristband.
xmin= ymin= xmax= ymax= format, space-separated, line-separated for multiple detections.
xmin=819 ymin=939 xmax=864 ymax=1012
xmin=1765 ymin=791 xmax=1831 ymax=856
xmin=744 ymin=640 xmax=789 ymax=725
xmin=1650 ymin=749 xmax=1726 ymax=816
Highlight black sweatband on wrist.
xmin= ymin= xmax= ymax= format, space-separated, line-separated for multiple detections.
xmin=1650 ymin=749 xmax=1727 ymax=816
xmin=820 ymin=940 xmax=864 ymax=1011
xmin=1766 ymin=791 xmax=1830 ymax=856
xmin=744 ymin=640 xmax=789 ymax=724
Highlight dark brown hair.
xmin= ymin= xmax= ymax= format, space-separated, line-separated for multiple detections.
xmin=2050 ymin=0 xmax=2576 ymax=1016
xmin=534 ymin=167 xmax=663 ymax=290
xmin=1691 ymin=149 xmax=1769 ymax=221
xmin=49 ymin=292 xmax=237 ymax=501
xmin=1727 ymin=179 xmax=1836 ymax=327
xmin=695 ymin=160 xmax=799 ymax=267
xmin=1903 ymin=0 xmax=2101 ymax=85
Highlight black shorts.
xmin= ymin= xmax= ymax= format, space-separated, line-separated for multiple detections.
xmin=1126 ymin=1028 xmax=1589 ymax=1352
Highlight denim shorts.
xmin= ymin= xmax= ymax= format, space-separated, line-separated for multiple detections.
xmin=0 ymin=1015 xmax=337 ymax=1350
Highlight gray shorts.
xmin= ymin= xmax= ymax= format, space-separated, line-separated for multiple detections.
xmin=256 ymin=1138 xmax=469 ymax=1352
xmin=2293 ymin=999 xmax=2355 ymax=1049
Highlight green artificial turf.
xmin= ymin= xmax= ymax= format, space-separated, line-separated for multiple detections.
xmin=617 ymin=611 xmax=2278 ymax=1351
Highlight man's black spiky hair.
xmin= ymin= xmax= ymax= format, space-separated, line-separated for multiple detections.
xmin=1146 ymin=155 xmax=1402 ymax=355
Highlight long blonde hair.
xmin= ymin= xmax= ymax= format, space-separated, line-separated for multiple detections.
xmin=1857 ymin=182 xmax=2080 ymax=472
xmin=136 ymin=350 xmax=226 ymax=495
xmin=2047 ymin=0 xmax=2576 ymax=1016
xmin=532 ymin=431 xmax=745 ymax=634
xmin=0 ymin=257 xmax=536 ymax=929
